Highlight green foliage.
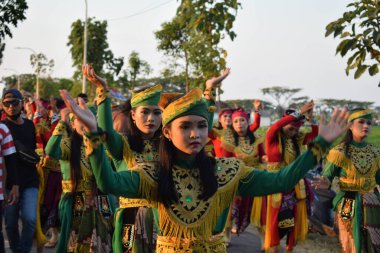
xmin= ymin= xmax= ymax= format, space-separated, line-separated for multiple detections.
xmin=30 ymin=53 xmax=54 ymax=76
xmin=2 ymin=74 xmax=77 ymax=99
xmin=155 ymin=0 xmax=241 ymax=92
xmin=127 ymin=51 xmax=151 ymax=90
xmin=67 ymin=18 xmax=124 ymax=81
xmin=0 ymin=0 xmax=28 ymax=64
xmin=325 ymin=0 xmax=380 ymax=83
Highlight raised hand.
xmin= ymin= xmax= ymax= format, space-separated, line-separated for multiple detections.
xmin=312 ymin=176 xmax=331 ymax=190
xmin=82 ymin=64 xmax=108 ymax=89
xmin=59 ymin=90 xmax=97 ymax=133
xmin=205 ymin=67 xmax=231 ymax=90
xmin=253 ymin=99 xmax=262 ymax=111
xmin=300 ymin=101 xmax=313 ymax=116
xmin=318 ymin=107 xmax=349 ymax=143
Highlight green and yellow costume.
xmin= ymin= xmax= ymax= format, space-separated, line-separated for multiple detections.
xmin=84 ymin=88 xmax=330 ymax=253
xmin=96 ymin=84 xmax=162 ymax=253
xmin=45 ymin=121 xmax=114 ymax=253
xmin=323 ymin=109 xmax=380 ymax=253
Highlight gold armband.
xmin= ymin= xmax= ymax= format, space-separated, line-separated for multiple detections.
xmin=96 ymin=87 xmax=110 ymax=106
xmin=203 ymin=88 xmax=216 ymax=103
xmin=52 ymin=121 xmax=67 ymax=136
xmin=83 ymin=132 xmax=107 ymax=156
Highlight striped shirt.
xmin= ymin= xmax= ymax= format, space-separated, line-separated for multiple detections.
xmin=0 ymin=123 xmax=16 ymax=200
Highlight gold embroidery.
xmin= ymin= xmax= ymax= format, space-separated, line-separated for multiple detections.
xmin=327 ymin=143 xmax=380 ymax=193
xmin=95 ymin=86 xmax=110 ymax=105
xmin=278 ymin=218 xmax=295 ymax=228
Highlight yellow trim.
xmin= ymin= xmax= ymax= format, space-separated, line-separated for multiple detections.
xmin=119 ymin=196 xmax=149 ymax=208
xmin=162 ymin=88 xmax=203 ymax=126
xmin=348 ymin=109 xmax=372 ymax=122
xmin=131 ymin=84 xmax=162 ymax=108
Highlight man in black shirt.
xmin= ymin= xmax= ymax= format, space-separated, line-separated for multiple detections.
xmin=2 ymin=89 xmax=39 ymax=253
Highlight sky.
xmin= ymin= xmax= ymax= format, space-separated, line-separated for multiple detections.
xmin=0 ymin=0 xmax=379 ymax=105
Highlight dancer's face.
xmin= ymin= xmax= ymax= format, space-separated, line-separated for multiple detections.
xmin=350 ymin=118 xmax=372 ymax=141
xmin=131 ymin=106 xmax=162 ymax=138
xmin=163 ymin=115 xmax=208 ymax=156
xmin=219 ymin=113 xmax=232 ymax=129
xmin=232 ymin=116 xmax=248 ymax=136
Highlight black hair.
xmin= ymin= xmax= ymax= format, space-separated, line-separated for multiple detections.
xmin=124 ymin=99 xmax=161 ymax=153
xmin=280 ymin=133 xmax=300 ymax=159
xmin=69 ymin=130 xmax=83 ymax=193
xmin=157 ymin=125 xmax=218 ymax=207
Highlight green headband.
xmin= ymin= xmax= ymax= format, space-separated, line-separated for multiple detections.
xmin=348 ymin=109 xmax=372 ymax=122
xmin=162 ymin=88 xmax=211 ymax=126
xmin=131 ymin=84 xmax=162 ymax=109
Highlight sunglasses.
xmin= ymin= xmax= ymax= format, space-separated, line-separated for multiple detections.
xmin=2 ymin=99 xmax=22 ymax=108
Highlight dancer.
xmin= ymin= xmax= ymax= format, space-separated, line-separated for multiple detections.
xmin=83 ymin=64 xmax=161 ymax=253
xmin=314 ymin=108 xmax=380 ymax=253
xmin=45 ymin=107 xmax=114 ymax=252
xmin=60 ymin=85 xmax=348 ymax=252
xmin=264 ymin=101 xmax=318 ymax=252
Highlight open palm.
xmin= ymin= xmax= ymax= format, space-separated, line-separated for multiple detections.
xmin=59 ymin=90 xmax=97 ymax=133
xmin=318 ymin=108 xmax=349 ymax=143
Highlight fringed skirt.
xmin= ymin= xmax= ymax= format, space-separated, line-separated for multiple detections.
xmin=337 ymin=191 xmax=380 ymax=253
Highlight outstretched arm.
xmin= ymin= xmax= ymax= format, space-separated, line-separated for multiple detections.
xmin=82 ymin=64 xmax=124 ymax=160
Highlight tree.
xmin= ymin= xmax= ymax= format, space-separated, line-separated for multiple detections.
xmin=30 ymin=53 xmax=54 ymax=78
xmin=319 ymin=98 xmax=374 ymax=112
xmin=67 ymin=18 xmax=124 ymax=81
xmin=325 ymin=0 xmax=380 ymax=84
xmin=155 ymin=0 xmax=241 ymax=92
xmin=127 ymin=51 xmax=151 ymax=90
xmin=261 ymin=86 xmax=302 ymax=117
xmin=0 ymin=0 xmax=28 ymax=64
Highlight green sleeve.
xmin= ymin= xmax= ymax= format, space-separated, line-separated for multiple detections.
xmin=97 ymin=97 xmax=124 ymax=160
xmin=322 ymin=161 xmax=341 ymax=183
xmin=89 ymin=139 xmax=141 ymax=198
xmin=45 ymin=134 xmax=62 ymax=160
xmin=238 ymin=136 xmax=330 ymax=197
xmin=204 ymin=98 xmax=215 ymax=133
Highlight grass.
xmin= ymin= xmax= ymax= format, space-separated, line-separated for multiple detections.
xmin=367 ymin=126 xmax=380 ymax=146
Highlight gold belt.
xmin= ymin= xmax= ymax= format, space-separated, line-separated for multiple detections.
xmin=156 ymin=234 xmax=226 ymax=253
xmin=266 ymin=162 xmax=285 ymax=172
xmin=41 ymin=157 xmax=61 ymax=172
xmin=62 ymin=180 xmax=94 ymax=193
xmin=119 ymin=197 xmax=149 ymax=208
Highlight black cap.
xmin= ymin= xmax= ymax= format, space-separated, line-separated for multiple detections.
xmin=2 ymin=89 xmax=23 ymax=100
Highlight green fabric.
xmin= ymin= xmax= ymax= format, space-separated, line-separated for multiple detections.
xmin=113 ymin=208 xmax=125 ymax=253
xmin=163 ymin=99 xmax=211 ymax=127
xmin=131 ymin=86 xmax=162 ymax=109
xmin=56 ymin=193 xmax=73 ymax=253
xmin=89 ymin=134 xmax=329 ymax=240
xmin=98 ymin=97 xmax=124 ymax=161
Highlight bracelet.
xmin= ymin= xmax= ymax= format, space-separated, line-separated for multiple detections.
xmin=83 ymin=130 xmax=107 ymax=156
xmin=52 ymin=121 xmax=67 ymax=136
xmin=96 ymin=87 xmax=110 ymax=106
xmin=203 ymin=88 xmax=216 ymax=103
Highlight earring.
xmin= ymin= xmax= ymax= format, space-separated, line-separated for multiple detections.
xmin=133 ymin=120 xmax=136 ymax=125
